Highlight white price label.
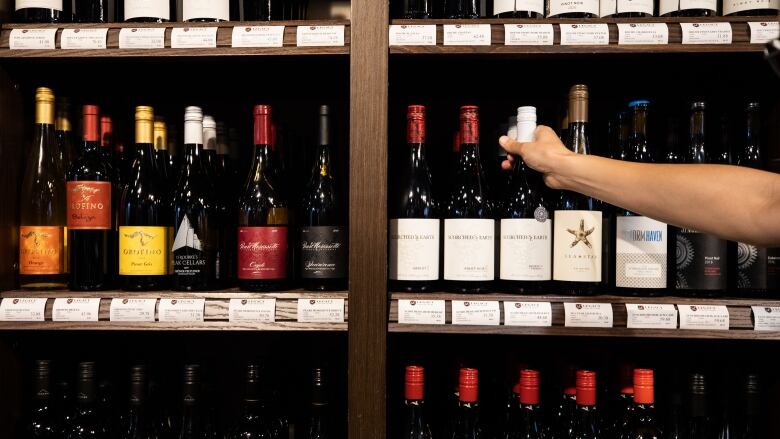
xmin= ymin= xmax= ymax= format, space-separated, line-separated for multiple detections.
xmin=451 ymin=301 xmax=500 ymax=326
xmin=0 ymin=298 xmax=47 ymax=321
xmin=229 ymin=298 xmax=276 ymax=323
xmin=503 ymin=24 xmax=554 ymax=46
xmin=678 ymin=304 xmax=729 ymax=330
xmin=296 ymin=25 xmax=345 ymax=47
xmin=158 ymin=298 xmax=205 ymax=322
xmin=389 ymin=24 xmax=437 ymax=46
xmin=398 ymin=299 xmax=446 ymax=325
xmin=61 ymin=28 xmax=108 ymax=49
xmin=443 ymin=24 xmax=492 ymax=46
xmin=626 ymin=304 xmax=677 ymax=329
xmin=559 ymin=23 xmax=609 ymax=46
xmin=109 ymin=298 xmax=156 ymax=322
xmin=9 ymin=28 xmax=57 ymax=50
xmin=118 ymin=28 xmax=166 ymax=49
xmin=564 ymin=303 xmax=613 ymax=328
xmin=231 ymin=26 xmax=285 ymax=48
xmin=504 ymin=302 xmax=552 ymax=327
xmin=752 ymin=306 xmax=780 ymax=331
xmin=171 ymin=27 xmax=218 ymax=48
xmin=297 ymin=298 xmax=345 ymax=323
xmin=748 ymin=22 xmax=779 ymax=44
xmin=680 ymin=22 xmax=732 ymax=45
xmin=617 ymin=23 xmax=669 ymax=45
xmin=52 ymin=298 xmax=100 ymax=322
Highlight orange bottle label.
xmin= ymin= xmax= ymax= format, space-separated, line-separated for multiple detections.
xmin=19 ymin=226 xmax=64 ymax=275
xmin=66 ymin=181 xmax=112 ymax=230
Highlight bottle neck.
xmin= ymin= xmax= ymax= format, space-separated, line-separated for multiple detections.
xmin=566 ymin=121 xmax=590 ymax=155
xmin=314 ymin=143 xmax=331 ymax=177
xmin=689 ymin=110 xmax=707 ymax=163
xmin=458 ymin=142 xmax=482 ymax=171
xmin=689 ymin=394 xmax=708 ymax=418
xmin=76 ymin=379 xmax=96 ymax=406
xmin=631 ymin=110 xmax=647 ymax=140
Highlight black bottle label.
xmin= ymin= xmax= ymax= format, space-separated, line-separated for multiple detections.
xmin=301 ymin=226 xmax=346 ymax=279
xmin=737 ymin=242 xmax=767 ymax=290
xmin=173 ymin=215 xmax=216 ymax=278
xmin=675 ymin=229 xmax=727 ymax=290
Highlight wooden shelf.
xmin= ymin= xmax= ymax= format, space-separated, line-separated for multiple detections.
xmin=390 ymin=16 xmax=774 ymax=55
xmin=0 ymin=289 xmax=348 ymax=331
xmin=0 ymin=20 xmax=350 ymax=58
xmin=389 ymin=292 xmax=780 ymax=340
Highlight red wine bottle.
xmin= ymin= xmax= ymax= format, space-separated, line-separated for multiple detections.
xmin=216 ymin=121 xmax=237 ymax=286
xmin=178 ymin=365 xmax=204 ymax=439
xmin=571 ymin=370 xmax=600 ymax=439
xmin=14 ymin=0 xmax=71 ymax=22
xmin=226 ymin=364 xmax=275 ymax=439
xmin=493 ymin=0 xmax=544 ymax=17
xmin=452 ymin=368 xmax=482 ymax=439
xmin=201 ymin=116 xmax=229 ymax=286
xmin=401 ymin=366 xmax=433 ymax=439
xmin=63 ymin=362 xmax=105 ymax=439
xmin=547 ymin=0 xmax=598 ymax=17
xmin=307 ymin=368 xmax=330 ymax=439
xmin=24 ymin=360 xmax=56 ymax=439
xmin=67 ymin=105 xmax=113 ymax=291
xmin=684 ymin=374 xmax=714 ymax=439
xmin=554 ymin=386 xmax=577 ymax=439
xmin=622 ymin=369 xmax=663 ymax=439
xmin=74 ymin=0 xmax=110 ymax=22
xmin=737 ymin=375 xmax=764 ymax=439
xmin=121 ymin=366 xmax=158 ymax=439
xmin=508 ymin=369 xmax=544 ymax=439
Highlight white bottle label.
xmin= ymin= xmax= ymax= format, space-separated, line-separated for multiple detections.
xmin=444 ymin=218 xmax=495 ymax=281
xmin=600 ymin=0 xmax=654 ymax=15
xmin=724 ymin=0 xmax=778 ymax=14
xmin=615 ymin=216 xmax=667 ymax=288
xmin=660 ymin=0 xmax=716 ymax=14
xmin=389 ymin=218 xmax=440 ymax=281
xmin=493 ymin=0 xmax=545 ymax=14
xmin=548 ymin=0 xmax=599 ymax=16
xmin=553 ymin=210 xmax=602 ymax=282
xmin=500 ymin=218 xmax=551 ymax=281
xmin=125 ymin=0 xmax=170 ymax=20
xmin=183 ymin=0 xmax=229 ymax=21
xmin=15 ymin=0 xmax=62 ymax=10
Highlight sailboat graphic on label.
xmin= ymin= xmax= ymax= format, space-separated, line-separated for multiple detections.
xmin=173 ymin=215 xmax=203 ymax=251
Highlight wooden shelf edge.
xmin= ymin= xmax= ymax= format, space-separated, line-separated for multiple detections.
xmin=390 ymin=16 xmax=778 ymax=24
xmin=390 ymin=44 xmax=764 ymax=55
xmin=0 ymin=321 xmax=348 ymax=331
xmin=0 ymin=48 xmax=349 ymax=58
xmin=2 ymin=289 xmax=348 ymax=299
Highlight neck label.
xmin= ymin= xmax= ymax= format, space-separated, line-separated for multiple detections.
xmin=681 ymin=23 xmax=732 ymax=45
xmin=119 ymin=28 xmax=166 ymax=49
xmin=752 ymin=306 xmax=780 ymax=331
xmin=52 ymin=298 xmax=101 ymax=322
xmin=389 ymin=24 xmax=437 ymax=46
xmin=398 ymin=299 xmax=446 ymax=325
xmin=678 ymin=304 xmax=729 ymax=330
xmin=559 ymin=24 xmax=609 ymax=46
xmin=452 ymin=300 xmax=501 ymax=326
xmin=232 ymin=26 xmax=286 ymax=47
xmin=158 ymin=298 xmax=205 ymax=322
xmin=9 ymin=28 xmax=57 ymax=50
xmin=564 ymin=303 xmax=613 ymax=328
xmin=443 ymin=24 xmax=491 ymax=46
xmin=110 ymin=298 xmax=157 ymax=322
xmin=626 ymin=304 xmax=677 ymax=329
xmin=0 ymin=298 xmax=47 ymax=322
xmin=229 ymin=298 xmax=276 ymax=323
xmin=749 ymin=21 xmax=780 ymax=44
xmin=171 ymin=27 xmax=218 ymax=48
xmin=297 ymin=298 xmax=345 ymax=323
xmin=617 ymin=23 xmax=669 ymax=45
xmin=504 ymin=301 xmax=552 ymax=327
xmin=61 ymin=28 xmax=109 ymax=49
xmin=504 ymin=24 xmax=554 ymax=46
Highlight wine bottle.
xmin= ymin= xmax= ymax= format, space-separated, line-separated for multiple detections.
xmin=119 ymin=106 xmax=171 ymax=291
xmin=401 ymin=366 xmax=433 ymax=439
xmin=172 ymin=107 xmax=220 ymax=291
xmin=599 ymin=0 xmax=653 ymax=17
xmin=67 ymin=105 xmax=113 ymax=291
xmin=571 ymin=370 xmax=600 ymax=439
xmin=622 ymin=369 xmax=663 ymax=439
xmin=202 ymin=115 xmax=228 ymax=285
xmin=226 ymin=364 xmax=275 ymax=439
xmin=14 ymin=0 xmax=71 ymax=22
xmin=403 ymin=0 xmax=432 ymax=18
xmin=444 ymin=106 xmax=495 ymax=293
xmin=202 ymin=115 xmax=219 ymax=183
xmin=243 ymin=0 xmax=280 ymax=20
xmin=100 ymin=116 xmax=114 ymax=163
xmin=736 ymin=375 xmax=764 ymax=439
xmin=553 ymin=85 xmax=602 ymax=295
xmin=56 ymin=97 xmax=75 ymax=178
xmin=306 ymin=368 xmax=329 ymax=439
xmin=183 ymin=0 xmax=231 ymax=21
xmin=500 ymin=107 xmax=552 ymax=292
xmin=547 ymin=0 xmax=598 ymax=17
xmin=452 ymin=368 xmax=482 ymax=439
xmin=554 ymin=386 xmax=577 ymax=439
xmin=216 ymin=122 xmax=237 ymax=285
xmin=154 ymin=117 xmax=171 ymax=182
xmin=114 ymin=141 xmax=131 ymax=192
xmin=508 ymin=369 xmax=544 ymax=439
xmin=443 ymin=0 xmax=481 ymax=18
xmin=611 ymin=387 xmax=634 ymax=438
xmin=659 ymin=0 xmax=716 ymax=16
xmin=74 ymin=0 xmax=110 ymax=22
xmin=493 ymin=0 xmax=543 ymax=17
xmin=238 ymin=105 xmax=289 ymax=291
xmin=20 ymin=87 xmax=67 ymax=290
xmin=675 ymin=102 xmax=727 ymax=297
xmin=684 ymin=374 xmax=714 ymax=439
xmin=54 ymin=379 xmax=74 ymax=437
xmin=64 ymin=362 xmax=105 ymax=439
xmin=178 ymin=365 xmax=204 ymax=439
xmin=724 ymin=0 xmax=778 ymax=15
xmin=120 ymin=366 xmax=159 ymax=439
xmin=120 ymin=0 xmax=176 ymax=22
xmin=24 ymin=360 xmax=56 ymax=439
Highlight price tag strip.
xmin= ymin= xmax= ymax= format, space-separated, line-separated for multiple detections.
xmin=626 ymin=304 xmax=677 ymax=329
xmin=397 ymin=299 xmax=446 ymax=324
xmin=61 ymin=28 xmax=108 ymax=49
xmin=158 ymin=298 xmax=205 ymax=322
xmin=297 ymin=298 xmax=345 ymax=323
xmin=296 ymin=25 xmax=345 ymax=47
xmin=118 ymin=28 xmax=166 ymax=49
xmin=564 ymin=303 xmax=613 ymax=328
xmin=443 ymin=24 xmax=492 ymax=46
xmin=503 ymin=24 xmax=554 ymax=46
xmin=503 ymin=301 xmax=552 ymax=327
xmin=451 ymin=300 xmax=500 ymax=326
xmin=389 ymin=24 xmax=437 ymax=46
xmin=231 ymin=26 xmax=285 ymax=48
xmin=229 ymin=298 xmax=276 ymax=323
xmin=748 ymin=22 xmax=779 ymax=44
xmin=9 ymin=28 xmax=57 ymax=50
xmin=52 ymin=298 xmax=101 ymax=322
xmin=677 ymin=304 xmax=729 ymax=330
xmin=171 ymin=27 xmax=218 ymax=49
xmin=109 ymin=298 xmax=157 ymax=322
xmin=752 ymin=306 xmax=780 ymax=331
xmin=559 ymin=23 xmax=610 ymax=46
xmin=617 ymin=23 xmax=669 ymax=45
xmin=0 ymin=298 xmax=47 ymax=321
xmin=680 ymin=22 xmax=732 ymax=45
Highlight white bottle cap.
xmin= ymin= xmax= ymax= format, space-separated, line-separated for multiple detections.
xmin=203 ymin=115 xmax=217 ymax=151
xmin=517 ymin=106 xmax=537 ymax=122
xmin=184 ymin=106 xmax=203 ymax=145
xmin=516 ymin=106 xmax=537 ymax=143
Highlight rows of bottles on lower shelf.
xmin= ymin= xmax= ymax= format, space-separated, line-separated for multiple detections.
xmin=389 ymin=85 xmax=776 ymax=297
xmin=19 ymin=87 xmax=347 ymax=292
xmin=23 ymin=359 xmax=334 ymax=439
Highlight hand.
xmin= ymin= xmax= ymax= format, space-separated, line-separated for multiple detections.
xmin=499 ymin=125 xmax=575 ymax=190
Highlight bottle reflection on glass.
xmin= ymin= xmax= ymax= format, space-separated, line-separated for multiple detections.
xmin=444 ymin=0 xmax=481 ymax=18
xmin=74 ymin=0 xmax=110 ymax=22
xmin=404 ymin=0 xmax=433 ymax=18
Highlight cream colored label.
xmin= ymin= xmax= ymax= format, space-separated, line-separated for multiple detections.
xmin=16 ymin=0 xmax=62 ymax=10
xmin=183 ymin=0 xmax=229 ymax=20
xmin=124 ymin=0 xmax=170 ymax=20
xmin=553 ymin=210 xmax=602 ymax=282
xmin=444 ymin=219 xmax=495 ymax=281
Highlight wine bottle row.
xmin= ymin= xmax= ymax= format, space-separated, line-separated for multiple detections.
xmin=389 ymin=86 xmax=775 ymax=297
xmin=20 ymin=87 xmax=346 ymax=292
xmin=13 ymin=0 xmax=307 ymax=24
xmin=23 ymin=360 xmax=332 ymax=439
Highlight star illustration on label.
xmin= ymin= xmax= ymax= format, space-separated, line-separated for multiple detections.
xmin=567 ymin=219 xmax=594 ymax=248
xmin=123 ymin=230 xmax=155 ymax=246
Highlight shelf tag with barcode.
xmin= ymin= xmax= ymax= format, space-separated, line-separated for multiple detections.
xmin=389 ymin=24 xmax=437 ymax=46
xmin=171 ymin=27 xmax=218 ymax=48
xmin=677 ymin=304 xmax=729 ymax=330
xmin=296 ymin=25 xmax=345 ymax=47
xmin=451 ymin=301 xmax=500 ymax=325
xmin=504 ymin=301 xmax=552 ymax=327
xmin=559 ymin=23 xmax=609 ymax=46
xmin=52 ymin=298 xmax=100 ymax=322
xmin=297 ymin=298 xmax=345 ymax=323
xmin=231 ymin=26 xmax=285 ymax=48
xmin=119 ymin=28 xmax=166 ymax=49
xmin=0 ymin=298 xmax=47 ymax=321
xmin=398 ymin=299 xmax=446 ymax=324
xmin=443 ymin=24 xmax=491 ymax=46
xmin=9 ymin=28 xmax=57 ymax=50
xmin=564 ymin=303 xmax=613 ymax=327
xmin=680 ymin=23 xmax=732 ymax=45
xmin=617 ymin=23 xmax=668 ymax=45
xmin=158 ymin=298 xmax=205 ymax=322
xmin=503 ymin=24 xmax=554 ymax=46
xmin=109 ymin=298 xmax=156 ymax=322
xmin=748 ymin=22 xmax=779 ymax=44
xmin=61 ymin=28 xmax=108 ymax=49
xmin=752 ymin=306 xmax=780 ymax=331
xmin=626 ymin=304 xmax=677 ymax=329
xmin=229 ymin=298 xmax=276 ymax=323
